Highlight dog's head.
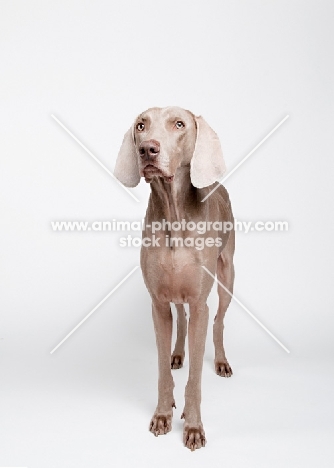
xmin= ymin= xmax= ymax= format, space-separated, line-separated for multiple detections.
xmin=114 ymin=106 xmax=226 ymax=188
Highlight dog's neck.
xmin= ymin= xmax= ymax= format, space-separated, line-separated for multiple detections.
xmin=149 ymin=165 xmax=197 ymax=222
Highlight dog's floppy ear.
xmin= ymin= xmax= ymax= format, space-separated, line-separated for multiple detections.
xmin=114 ymin=126 xmax=140 ymax=187
xmin=190 ymin=115 xmax=226 ymax=189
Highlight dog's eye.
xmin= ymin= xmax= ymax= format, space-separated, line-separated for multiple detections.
xmin=175 ymin=121 xmax=185 ymax=129
xmin=136 ymin=122 xmax=145 ymax=131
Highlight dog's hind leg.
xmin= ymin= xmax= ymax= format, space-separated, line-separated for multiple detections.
xmin=213 ymin=231 xmax=235 ymax=377
xmin=171 ymin=304 xmax=187 ymax=369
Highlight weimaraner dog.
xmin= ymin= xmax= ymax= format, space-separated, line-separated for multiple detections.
xmin=114 ymin=107 xmax=235 ymax=451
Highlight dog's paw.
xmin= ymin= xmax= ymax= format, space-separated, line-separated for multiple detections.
xmin=183 ymin=423 xmax=206 ymax=451
xmin=149 ymin=412 xmax=172 ymax=436
xmin=171 ymin=354 xmax=184 ymax=369
xmin=215 ymin=360 xmax=233 ymax=377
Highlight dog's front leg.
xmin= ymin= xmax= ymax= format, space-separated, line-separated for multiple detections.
xmin=182 ymin=301 xmax=209 ymax=450
xmin=149 ymin=300 xmax=175 ymax=436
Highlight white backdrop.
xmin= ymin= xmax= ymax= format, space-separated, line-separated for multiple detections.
xmin=1 ymin=1 xmax=333 ymax=467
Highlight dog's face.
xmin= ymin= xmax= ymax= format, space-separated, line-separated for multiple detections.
xmin=114 ymin=106 xmax=226 ymax=189
xmin=133 ymin=107 xmax=197 ymax=183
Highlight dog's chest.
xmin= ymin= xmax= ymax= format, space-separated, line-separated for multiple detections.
xmin=140 ymin=242 xmax=216 ymax=304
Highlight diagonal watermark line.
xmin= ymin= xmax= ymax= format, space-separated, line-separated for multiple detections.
xmin=201 ymin=114 xmax=289 ymax=202
xmin=51 ymin=114 xmax=139 ymax=203
xmin=50 ymin=266 xmax=139 ymax=354
xmin=202 ymin=266 xmax=290 ymax=353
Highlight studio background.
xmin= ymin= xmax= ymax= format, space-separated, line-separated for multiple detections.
xmin=1 ymin=1 xmax=333 ymax=467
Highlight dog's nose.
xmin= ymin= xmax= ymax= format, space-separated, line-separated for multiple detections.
xmin=139 ymin=139 xmax=160 ymax=160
